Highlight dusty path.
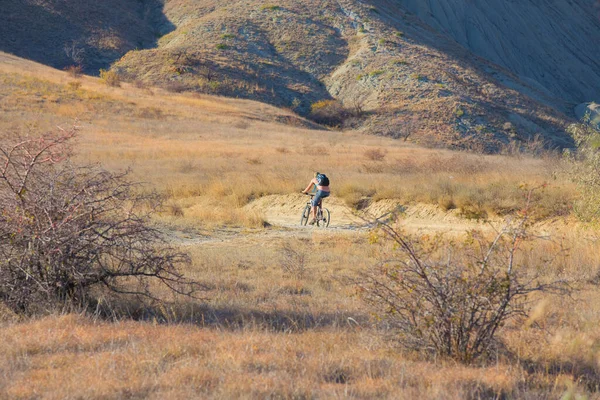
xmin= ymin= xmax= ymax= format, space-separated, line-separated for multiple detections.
xmin=164 ymin=194 xmax=511 ymax=247
xmin=244 ymin=194 xmax=500 ymax=234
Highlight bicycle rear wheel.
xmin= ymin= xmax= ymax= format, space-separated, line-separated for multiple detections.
xmin=300 ymin=204 xmax=311 ymax=226
xmin=317 ymin=208 xmax=330 ymax=228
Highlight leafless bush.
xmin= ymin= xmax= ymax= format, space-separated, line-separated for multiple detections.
xmin=64 ymin=41 xmax=85 ymax=67
xmin=64 ymin=65 xmax=83 ymax=78
xmin=164 ymin=81 xmax=188 ymax=93
xmin=364 ymin=148 xmax=386 ymax=161
xmin=384 ymin=116 xmax=418 ymax=141
xmin=358 ymin=190 xmax=569 ymax=362
xmin=0 ymin=127 xmax=197 ymax=315
xmin=309 ymin=100 xmax=363 ymax=127
xmin=279 ymin=243 xmax=307 ymax=278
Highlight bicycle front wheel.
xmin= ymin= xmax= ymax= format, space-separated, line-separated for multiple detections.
xmin=300 ymin=204 xmax=311 ymax=226
xmin=317 ymin=208 xmax=330 ymax=228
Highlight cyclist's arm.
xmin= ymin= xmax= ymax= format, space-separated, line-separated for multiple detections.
xmin=302 ymin=180 xmax=316 ymax=194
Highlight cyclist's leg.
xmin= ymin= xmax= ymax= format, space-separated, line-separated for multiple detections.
xmin=310 ymin=191 xmax=324 ymax=223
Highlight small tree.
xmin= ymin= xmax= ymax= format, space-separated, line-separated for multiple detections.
xmin=0 ymin=127 xmax=196 ymax=314
xmin=358 ymin=190 xmax=568 ymax=362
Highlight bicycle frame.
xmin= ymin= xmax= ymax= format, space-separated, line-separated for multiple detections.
xmin=300 ymin=193 xmax=330 ymax=227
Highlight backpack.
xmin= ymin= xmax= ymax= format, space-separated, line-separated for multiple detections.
xmin=316 ymin=173 xmax=329 ymax=186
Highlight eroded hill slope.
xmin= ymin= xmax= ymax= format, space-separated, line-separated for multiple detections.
xmin=113 ymin=0 xmax=583 ymax=150
xmin=2 ymin=1 xmax=599 ymax=151
xmin=395 ymin=0 xmax=600 ymax=104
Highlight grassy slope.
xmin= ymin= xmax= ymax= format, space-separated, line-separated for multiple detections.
xmin=112 ymin=0 xmax=573 ymax=151
xmin=1 ymin=54 xmax=598 ymax=399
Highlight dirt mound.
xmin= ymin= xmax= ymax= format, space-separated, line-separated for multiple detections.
xmin=243 ymin=194 xmax=358 ymax=227
xmin=244 ymin=194 xmax=496 ymax=234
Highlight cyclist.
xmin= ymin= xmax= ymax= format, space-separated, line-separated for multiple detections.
xmin=302 ymin=172 xmax=330 ymax=225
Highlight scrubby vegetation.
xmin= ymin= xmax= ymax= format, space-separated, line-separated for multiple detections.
xmin=0 ymin=128 xmax=196 ymax=315
xmin=0 ymin=56 xmax=599 ymax=399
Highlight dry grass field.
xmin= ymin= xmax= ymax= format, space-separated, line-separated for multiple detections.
xmin=1 ymin=53 xmax=599 ymax=399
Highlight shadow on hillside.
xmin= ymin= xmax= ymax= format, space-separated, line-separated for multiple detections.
xmin=0 ymin=0 xmax=175 ymax=74
xmin=93 ymin=299 xmax=368 ymax=332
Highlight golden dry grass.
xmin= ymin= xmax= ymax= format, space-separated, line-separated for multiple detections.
xmin=2 ymin=231 xmax=600 ymax=399
xmin=0 ymin=51 xmax=575 ymax=229
xmin=1 ymin=54 xmax=597 ymax=399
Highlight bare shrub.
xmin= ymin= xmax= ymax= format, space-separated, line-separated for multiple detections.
xmin=99 ymin=69 xmax=121 ymax=87
xmin=67 ymin=81 xmax=82 ymax=91
xmin=64 ymin=41 xmax=85 ymax=67
xmin=246 ymin=157 xmax=262 ymax=165
xmin=0 ymin=127 xmax=197 ymax=315
xmin=164 ymin=81 xmax=188 ymax=93
xmin=358 ymin=189 xmax=569 ymax=362
xmin=309 ymin=100 xmax=362 ymax=127
xmin=64 ymin=65 xmax=83 ymax=78
xmin=364 ymin=148 xmax=386 ymax=161
xmin=279 ymin=243 xmax=307 ymax=278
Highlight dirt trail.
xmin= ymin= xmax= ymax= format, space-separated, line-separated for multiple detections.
xmin=166 ymin=194 xmax=570 ymax=247
xmin=244 ymin=194 xmax=497 ymax=233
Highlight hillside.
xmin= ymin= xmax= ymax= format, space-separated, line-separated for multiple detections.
xmin=396 ymin=0 xmax=600 ymax=104
xmin=113 ymin=0 xmax=593 ymax=150
xmin=0 ymin=0 xmax=172 ymax=74
xmin=2 ymin=1 xmax=599 ymax=151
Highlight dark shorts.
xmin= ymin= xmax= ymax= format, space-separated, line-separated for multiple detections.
xmin=311 ymin=190 xmax=330 ymax=207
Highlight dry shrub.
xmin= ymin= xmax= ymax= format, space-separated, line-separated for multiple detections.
xmin=565 ymin=122 xmax=600 ymax=222
xmin=164 ymin=81 xmax=188 ymax=93
xmin=359 ymin=190 xmax=570 ymax=362
xmin=0 ymin=127 xmax=197 ymax=314
xmin=64 ymin=65 xmax=82 ymax=78
xmin=309 ymin=100 xmax=355 ymax=127
xmin=364 ymin=148 xmax=387 ymax=161
xmin=99 ymin=69 xmax=121 ymax=87
xmin=279 ymin=243 xmax=308 ymax=278
xmin=67 ymin=81 xmax=82 ymax=91
xmin=246 ymin=157 xmax=262 ymax=165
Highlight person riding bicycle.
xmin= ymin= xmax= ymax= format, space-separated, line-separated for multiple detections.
xmin=302 ymin=172 xmax=330 ymax=225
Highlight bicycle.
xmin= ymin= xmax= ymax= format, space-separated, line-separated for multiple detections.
xmin=300 ymin=193 xmax=330 ymax=228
